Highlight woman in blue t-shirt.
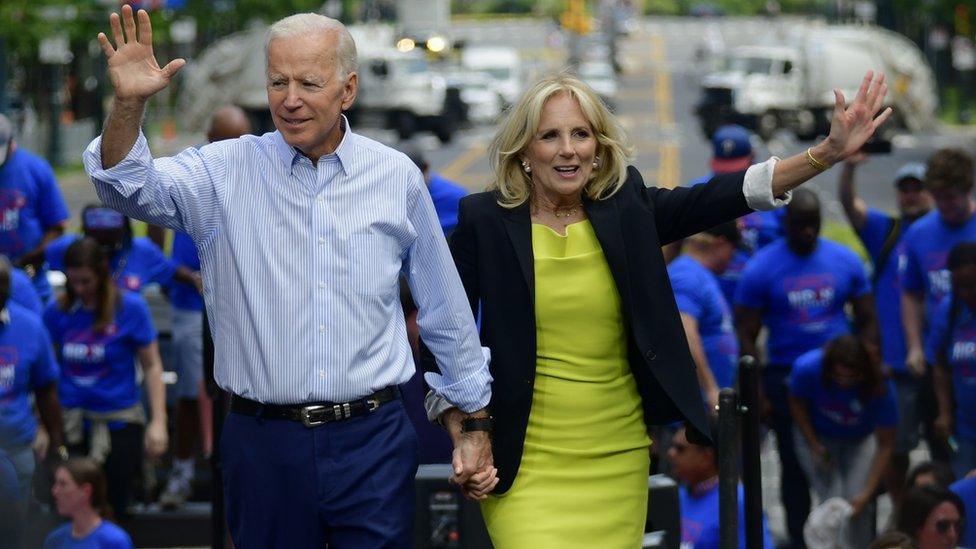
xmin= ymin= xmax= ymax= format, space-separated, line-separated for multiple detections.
xmin=45 ymin=457 xmax=134 ymax=548
xmin=43 ymin=238 xmax=167 ymax=519
xmin=788 ymin=334 xmax=898 ymax=548
xmin=932 ymin=242 xmax=976 ymax=479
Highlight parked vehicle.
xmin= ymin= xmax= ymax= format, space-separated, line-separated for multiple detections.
xmin=180 ymin=23 xmax=465 ymax=142
xmin=460 ymin=46 xmax=524 ymax=108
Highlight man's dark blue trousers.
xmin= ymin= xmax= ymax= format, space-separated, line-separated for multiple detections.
xmin=221 ymin=398 xmax=420 ymax=548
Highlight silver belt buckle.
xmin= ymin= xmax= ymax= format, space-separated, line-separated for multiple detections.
xmin=365 ymin=398 xmax=380 ymax=412
xmin=300 ymin=405 xmax=328 ymax=427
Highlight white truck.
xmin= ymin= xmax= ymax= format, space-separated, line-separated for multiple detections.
xmin=178 ymin=22 xmax=465 ymax=142
xmin=460 ymin=46 xmax=524 ymax=108
xmin=694 ymin=25 xmax=937 ymax=140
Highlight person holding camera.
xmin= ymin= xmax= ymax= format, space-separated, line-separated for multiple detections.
xmin=838 ymin=156 xmax=932 ymax=507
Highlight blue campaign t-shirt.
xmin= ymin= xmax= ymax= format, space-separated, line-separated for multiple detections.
xmin=687 ymin=174 xmax=783 ymax=305
xmin=858 ymin=208 xmax=911 ymax=372
xmin=43 ymin=291 xmax=156 ymax=413
xmin=46 ymin=235 xmax=176 ymax=293
xmin=739 ymin=209 xmax=785 ymax=254
xmin=0 ymin=148 xmax=70 ymax=300
xmin=790 ymin=348 xmax=899 ymax=440
xmin=11 ymin=267 xmax=42 ymax=315
xmin=718 ymin=249 xmax=749 ymax=307
xmin=427 ymin=173 xmax=468 ymax=234
xmin=901 ymin=210 xmax=976 ymax=329
xmin=668 ymin=255 xmax=739 ymax=389
xmin=950 ymin=476 xmax=976 ymax=549
xmin=735 ymin=238 xmax=871 ymax=366
xmin=679 ymin=483 xmax=773 ymax=549
xmin=43 ymin=521 xmax=134 ymax=549
xmin=169 ymin=231 xmax=203 ymax=312
xmin=926 ymin=296 xmax=976 ymax=442
xmin=0 ymin=303 xmax=59 ymax=449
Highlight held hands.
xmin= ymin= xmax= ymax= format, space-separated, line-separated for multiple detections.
xmin=441 ymin=408 xmax=499 ymax=500
xmin=97 ymin=5 xmax=185 ymax=103
xmin=821 ymin=71 xmax=893 ymax=163
xmin=144 ymin=419 xmax=169 ymax=458
xmin=451 ymin=431 xmax=499 ymax=501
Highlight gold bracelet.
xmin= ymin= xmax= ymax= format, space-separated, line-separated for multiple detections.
xmin=806 ymin=147 xmax=830 ymax=172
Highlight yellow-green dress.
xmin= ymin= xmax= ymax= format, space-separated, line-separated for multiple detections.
xmin=481 ymin=220 xmax=652 ymax=548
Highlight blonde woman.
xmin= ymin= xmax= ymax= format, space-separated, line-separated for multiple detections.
xmin=425 ymin=71 xmax=891 ymax=546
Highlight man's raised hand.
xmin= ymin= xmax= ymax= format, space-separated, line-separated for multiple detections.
xmin=97 ymin=5 xmax=185 ymax=102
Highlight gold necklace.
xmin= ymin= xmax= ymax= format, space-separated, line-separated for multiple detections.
xmin=535 ymin=196 xmax=583 ymax=219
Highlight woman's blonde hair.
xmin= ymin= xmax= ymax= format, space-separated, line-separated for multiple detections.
xmin=488 ymin=73 xmax=634 ymax=208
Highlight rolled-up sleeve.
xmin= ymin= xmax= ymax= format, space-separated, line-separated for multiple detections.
xmin=743 ymin=157 xmax=791 ymax=211
xmin=402 ymin=176 xmax=492 ymax=414
xmin=83 ymin=133 xmax=221 ymax=242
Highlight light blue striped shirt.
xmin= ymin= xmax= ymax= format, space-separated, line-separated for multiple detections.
xmin=83 ymin=122 xmax=491 ymax=411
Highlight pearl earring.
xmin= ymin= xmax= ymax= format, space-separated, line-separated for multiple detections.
xmin=522 ymin=161 xmax=531 ymax=173
xmin=593 ymin=156 xmax=600 ymax=169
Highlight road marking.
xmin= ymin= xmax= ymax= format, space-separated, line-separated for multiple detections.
xmin=440 ymin=142 xmax=487 ymax=182
xmin=649 ymin=33 xmax=679 ymax=188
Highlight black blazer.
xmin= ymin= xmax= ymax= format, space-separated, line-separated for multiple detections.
xmin=423 ymin=166 xmax=752 ymax=494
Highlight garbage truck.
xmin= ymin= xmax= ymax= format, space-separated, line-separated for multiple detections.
xmin=694 ymin=25 xmax=938 ymax=140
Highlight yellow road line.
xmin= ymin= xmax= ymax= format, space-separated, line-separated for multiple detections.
xmin=440 ymin=143 xmax=486 ymax=182
xmin=649 ymin=33 xmax=679 ymax=188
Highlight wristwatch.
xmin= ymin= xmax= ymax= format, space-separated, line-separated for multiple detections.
xmin=461 ymin=415 xmax=493 ymax=434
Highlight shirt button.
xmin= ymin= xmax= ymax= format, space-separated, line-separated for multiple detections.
xmin=317 ymin=195 xmax=325 ymax=203
xmin=645 ymin=349 xmax=657 ymax=361
xmin=319 ymin=369 xmax=326 ymax=378
xmin=318 ymin=237 xmax=326 ymax=245
xmin=319 ymin=324 xmax=326 ymax=333
xmin=318 ymin=281 xmax=326 ymax=289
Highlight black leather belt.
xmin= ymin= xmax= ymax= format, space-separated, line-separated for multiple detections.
xmin=230 ymin=387 xmax=399 ymax=427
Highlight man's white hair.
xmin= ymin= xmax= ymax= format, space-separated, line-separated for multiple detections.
xmin=265 ymin=13 xmax=358 ymax=78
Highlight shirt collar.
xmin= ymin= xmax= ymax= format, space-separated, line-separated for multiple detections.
xmin=0 ymin=307 xmax=9 ymax=326
xmin=272 ymin=114 xmax=356 ymax=176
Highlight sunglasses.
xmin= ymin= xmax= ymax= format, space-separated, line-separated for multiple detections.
xmin=935 ymin=518 xmax=964 ymax=535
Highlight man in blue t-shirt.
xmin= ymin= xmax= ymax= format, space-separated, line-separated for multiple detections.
xmin=0 ymin=257 xmax=64 ymax=547
xmin=838 ymin=156 xmax=932 ymax=505
xmin=928 ymin=290 xmax=976 ymax=479
xmin=901 ymin=148 xmax=976 ymax=464
xmin=10 ymin=265 xmax=42 ymax=315
xmin=668 ymin=221 xmax=740 ymax=412
xmin=404 ymin=148 xmax=468 ymax=235
xmin=687 ymin=125 xmax=784 ymax=304
xmin=0 ymin=114 xmax=70 ymax=303
xmin=735 ymin=188 xmax=877 ymax=548
xmin=668 ymin=426 xmax=774 ymax=548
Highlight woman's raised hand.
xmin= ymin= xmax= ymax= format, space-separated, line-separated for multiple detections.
xmin=97 ymin=4 xmax=185 ymax=102
xmin=824 ymin=71 xmax=893 ymax=160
